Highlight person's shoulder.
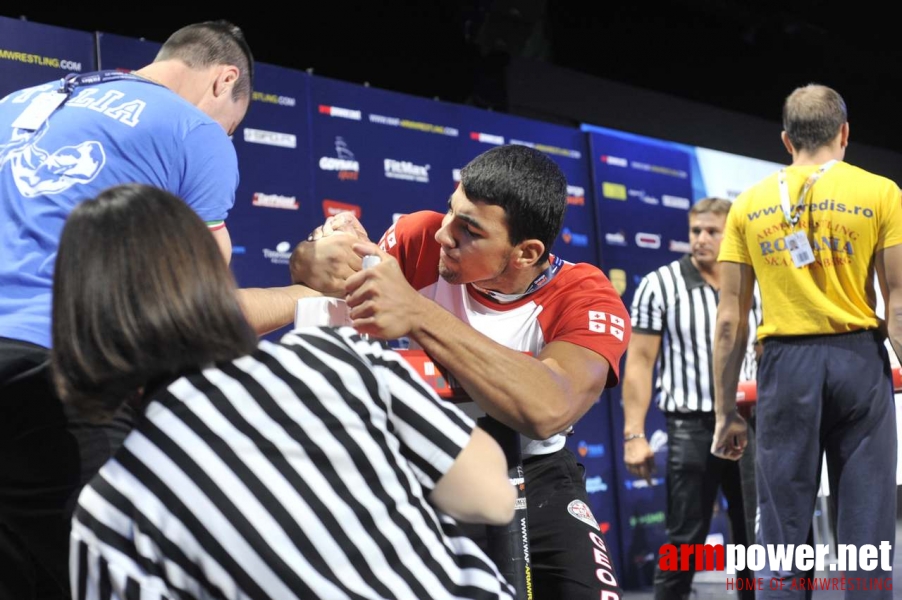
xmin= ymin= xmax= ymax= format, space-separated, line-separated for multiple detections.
xmin=384 ymin=210 xmax=444 ymax=250
xmin=839 ymin=161 xmax=897 ymax=189
xmin=736 ymin=171 xmax=779 ymax=201
xmin=555 ymin=260 xmax=619 ymax=291
xmin=395 ymin=210 xmax=444 ymax=231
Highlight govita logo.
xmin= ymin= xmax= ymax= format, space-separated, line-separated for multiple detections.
xmin=319 ymin=137 xmax=359 ymax=180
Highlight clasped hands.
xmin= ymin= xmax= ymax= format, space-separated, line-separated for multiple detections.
xmin=291 ymin=212 xmax=426 ymax=340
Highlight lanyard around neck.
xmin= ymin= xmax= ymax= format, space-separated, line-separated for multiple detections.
xmin=472 ymin=254 xmax=564 ymax=304
xmin=778 ymin=160 xmax=837 ymax=227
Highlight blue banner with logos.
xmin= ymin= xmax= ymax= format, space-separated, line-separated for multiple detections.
xmin=0 ymin=16 xmax=95 ymax=100
xmin=309 ymin=75 xmax=461 ymax=236
xmin=584 ymin=123 xmax=782 ymax=589
xmin=230 ymin=63 xmax=315 ymax=342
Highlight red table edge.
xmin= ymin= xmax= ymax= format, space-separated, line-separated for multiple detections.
xmin=736 ymin=366 xmax=902 ymax=407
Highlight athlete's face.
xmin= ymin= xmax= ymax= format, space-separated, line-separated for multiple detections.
xmin=689 ymin=211 xmax=726 ymax=269
xmin=434 ymin=185 xmax=514 ymax=287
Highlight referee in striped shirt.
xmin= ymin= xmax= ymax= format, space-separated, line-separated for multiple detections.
xmin=620 ymin=197 xmax=761 ymax=600
xmin=52 ymin=184 xmax=517 ymax=600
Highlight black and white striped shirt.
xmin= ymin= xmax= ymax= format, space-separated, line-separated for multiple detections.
xmin=71 ymin=326 xmax=515 ymax=600
xmin=630 ymin=255 xmax=761 ymax=413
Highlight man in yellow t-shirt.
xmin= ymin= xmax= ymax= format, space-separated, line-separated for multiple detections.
xmin=710 ymin=83 xmax=902 ymax=598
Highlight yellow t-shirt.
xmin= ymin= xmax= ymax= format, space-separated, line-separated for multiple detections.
xmin=719 ymin=161 xmax=902 ymax=339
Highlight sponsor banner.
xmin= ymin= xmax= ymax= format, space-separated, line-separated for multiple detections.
xmin=662 ymin=194 xmax=690 ymax=210
xmin=578 ymin=441 xmax=605 ymax=458
xmin=602 ymin=182 xmax=627 ymax=200
xmin=228 ymin=63 xmax=315 ymax=345
xmin=244 ymin=128 xmax=298 ymax=148
xmin=263 ymin=241 xmax=293 ymax=265
xmin=384 ymin=158 xmax=430 ymax=183
xmin=318 ymin=104 xmax=362 ymax=120
xmin=601 ymin=154 xmax=628 ymax=167
xmin=319 ymin=136 xmax=360 ymax=180
xmin=254 ymin=91 xmax=297 ymax=107
xmin=310 ymin=75 xmax=459 ymax=240
xmin=635 ymin=232 xmax=662 ymax=249
xmin=567 ymin=185 xmax=586 ymax=206
xmin=470 ymin=131 xmax=504 ymax=145
xmin=561 ymin=227 xmax=588 ymax=247
xmin=322 ymin=199 xmax=362 ymax=219
xmin=252 ymin=192 xmax=299 ymax=210
xmin=584 ymin=122 xmax=785 ymax=589
xmin=0 ymin=16 xmax=96 ymax=100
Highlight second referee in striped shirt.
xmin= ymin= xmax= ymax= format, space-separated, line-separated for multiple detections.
xmin=620 ymin=197 xmax=761 ymax=600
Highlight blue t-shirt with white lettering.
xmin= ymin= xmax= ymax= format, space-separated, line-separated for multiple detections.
xmin=0 ymin=74 xmax=239 ymax=348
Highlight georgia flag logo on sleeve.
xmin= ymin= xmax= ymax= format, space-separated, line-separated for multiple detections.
xmin=588 ymin=311 xmax=625 ymax=341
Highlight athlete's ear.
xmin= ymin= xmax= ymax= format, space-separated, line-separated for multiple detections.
xmin=213 ymin=65 xmax=239 ymax=99
xmin=515 ymin=239 xmax=544 ymax=269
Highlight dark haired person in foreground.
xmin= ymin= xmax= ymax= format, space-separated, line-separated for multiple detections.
xmin=0 ymin=21 xmax=318 ymax=598
xmin=292 ymin=144 xmax=629 ymax=599
xmin=53 ymin=183 xmax=517 ymax=599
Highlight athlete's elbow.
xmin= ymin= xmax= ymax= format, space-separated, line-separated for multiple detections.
xmin=527 ymin=405 xmax=575 ymax=440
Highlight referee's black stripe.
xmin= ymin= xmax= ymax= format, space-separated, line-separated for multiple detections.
xmin=688 ymin=286 xmax=703 ymax=409
xmin=645 ymin=269 xmax=668 ymax=411
xmin=114 ymin=435 xmax=271 ymax=599
xmin=669 ymin=264 xmax=691 ymax=408
xmin=76 ymin=540 xmax=88 ymax=600
xmin=98 ymin=555 xmax=111 ymax=600
xmin=208 ymin=360 xmax=386 ymax=598
xmin=235 ymin=346 xmax=443 ymax=598
xmin=702 ymin=287 xmax=716 ymax=410
xmin=254 ymin=339 xmax=454 ymax=595
xmin=631 ymin=278 xmax=651 ymax=330
xmin=390 ymin=399 xmax=460 ymax=483
xmin=86 ymin=469 xmax=221 ymax=599
xmin=124 ymin=577 xmax=141 ymax=600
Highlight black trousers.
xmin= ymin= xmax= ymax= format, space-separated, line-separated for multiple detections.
xmin=461 ymin=447 xmax=624 ymax=599
xmin=0 ymin=338 xmax=133 ymax=600
xmin=653 ymin=413 xmax=754 ymax=600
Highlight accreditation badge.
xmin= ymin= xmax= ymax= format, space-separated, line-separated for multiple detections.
xmin=785 ymin=231 xmax=815 ymax=268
